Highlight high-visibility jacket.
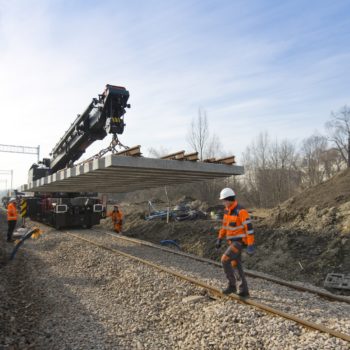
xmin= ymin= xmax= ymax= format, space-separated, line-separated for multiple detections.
xmin=218 ymin=201 xmax=254 ymax=246
xmin=107 ymin=210 xmax=123 ymax=224
xmin=7 ymin=202 xmax=18 ymax=221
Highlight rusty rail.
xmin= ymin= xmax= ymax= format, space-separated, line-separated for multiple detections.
xmin=66 ymin=231 xmax=350 ymax=343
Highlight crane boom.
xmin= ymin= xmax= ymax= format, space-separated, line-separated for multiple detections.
xmin=29 ymin=84 xmax=130 ymax=181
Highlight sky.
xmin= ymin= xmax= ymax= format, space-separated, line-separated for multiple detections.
xmin=0 ymin=0 xmax=349 ymax=189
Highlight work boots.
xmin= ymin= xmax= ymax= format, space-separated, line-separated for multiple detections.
xmin=222 ymin=284 xmax=236 ymax=295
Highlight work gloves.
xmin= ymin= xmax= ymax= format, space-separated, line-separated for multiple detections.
xmin=215 ymin=239 xmax=222 ymax=249
xmin=246 ymin=244 xmax=255 ymax=255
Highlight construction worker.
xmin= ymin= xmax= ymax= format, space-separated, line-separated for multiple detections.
xmin=7 ymin=198 xmax=18 ymax=242
xmin=107 ymin=205 xmax=123 ymax=233
xmin=216 ymin=188 xmax=255 ymax=297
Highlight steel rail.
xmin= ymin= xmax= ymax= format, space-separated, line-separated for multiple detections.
xmin=92 ymin=229 xmax=350 ymax=304
xmin=66 ymin=231 xmax=350 ymax=343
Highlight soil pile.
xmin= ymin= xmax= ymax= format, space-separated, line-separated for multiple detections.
xmin=264 ymin=168 xmax=350 ymax=234
xmin=251 ymin=168 xmax=350 ymax=291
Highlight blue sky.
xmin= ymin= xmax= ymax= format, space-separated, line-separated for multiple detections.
xmin=0 ymin=0 xmax=349 ymax=188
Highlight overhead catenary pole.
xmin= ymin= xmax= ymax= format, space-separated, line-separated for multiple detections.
xmin=0 ymin=144 xmax=40 ymax=188
xmin=0 ymin=143 xmax=40 ymax=160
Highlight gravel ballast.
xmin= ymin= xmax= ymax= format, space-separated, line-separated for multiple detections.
xmin=1 ymin=220 xmax=349 ymax=349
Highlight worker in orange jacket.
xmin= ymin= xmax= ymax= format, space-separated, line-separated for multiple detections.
xmin=7 ymin=198 xmax=18 ymax=242
xmin=216 ymin=188 xmax=255 ymax=297
xmin=107 ymin=205 xmax=123 ymax=233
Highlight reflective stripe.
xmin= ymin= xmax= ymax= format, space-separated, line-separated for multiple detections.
xmin=222 ymin=225 xmax=244 ymax=231
xmin=226 ymin=234 xmax=246 ymax=239
xmin=247 ymin=230 xmax=254 ymax=234
xmin=242 ymin=219 xmax=251 ymax=224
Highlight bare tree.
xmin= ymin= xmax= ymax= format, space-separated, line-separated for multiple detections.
xmin=187 ymin=108 xmax=227 ymax=162
xmin=271 ymin=139 xmax=300 ymax=203
xmin=241 ymin=132 xmax=271 ymax=207
xmin=187 ymin=108 xmax=209 ymax=160
xmin=301 ymin=134 xmax=328 ymax=186
xmin=205 ymin=134 xmax=223 ymax=159
xmin=325 ymin=105 xmax=350 ymax=168
xmin=321 ymin=148 xmax=344 ymax=178
xmin=242 ymin=132 xmax=301 ymax=208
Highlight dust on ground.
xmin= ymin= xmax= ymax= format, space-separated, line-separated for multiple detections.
xmin=101 ymin=169 xmax=350 ymax=294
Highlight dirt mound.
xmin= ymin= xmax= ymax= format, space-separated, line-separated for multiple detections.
xmin=253 ymin=169 xmax=350 ymax=291
xmin=290 ymin=168 xmax=350 ymax=209
xmin=264 ymin=168 xmax=350 ymax=234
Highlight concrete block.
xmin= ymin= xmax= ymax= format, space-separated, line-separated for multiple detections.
xmin=23 ymin=154 xmax=244 ymax=193
xmin=324 ymin=273 xmax=350 ymax=290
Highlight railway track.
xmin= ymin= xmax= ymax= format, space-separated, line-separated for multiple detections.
xmin=92 ymin=228 xmax=350 ymax=304
xmin=64 ymin=228 xmax=350 ymax=343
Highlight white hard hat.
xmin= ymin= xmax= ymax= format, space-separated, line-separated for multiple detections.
xmin=9 ymin=197 xmax=16 ymax=202
xmin=219 ymin=188 xmax=236 ymax=200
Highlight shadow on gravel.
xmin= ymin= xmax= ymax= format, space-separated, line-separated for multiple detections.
xmin=0 ymin=214 xmax=123 ymax=349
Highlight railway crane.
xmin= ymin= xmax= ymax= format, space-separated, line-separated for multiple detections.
xmin=25 ymin=84 xmax=130 ymax=229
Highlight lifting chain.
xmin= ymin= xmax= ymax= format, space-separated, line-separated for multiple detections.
xmin=77 ymin=134 xmax=129 ymax=166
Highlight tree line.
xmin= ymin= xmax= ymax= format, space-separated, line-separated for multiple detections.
xmin=185 ymin=105 xmax=349 ymax=208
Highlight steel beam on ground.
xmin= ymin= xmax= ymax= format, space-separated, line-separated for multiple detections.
xmin=22 ymin=154 xmax=244 ymax=193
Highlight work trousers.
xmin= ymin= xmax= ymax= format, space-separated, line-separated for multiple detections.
xmin=221 ymin=241 xmax=249 ymax=294
xmin=114 ymin=223 xmax=122 ymax=233
xmin=7 ymin=220 xmax=17 ymax=241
